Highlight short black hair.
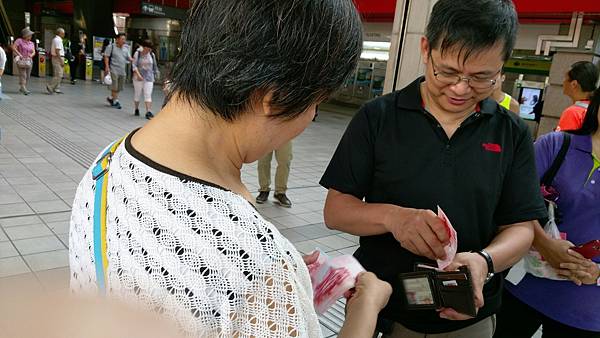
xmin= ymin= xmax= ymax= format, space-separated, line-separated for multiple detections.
xmin=140 ymin=39 xmax=153 ymax=49
xmin=169 ymin=0 xmax=362 ymax=121
xmin=568 ymin=61 xmax=600 ymax=93
xmin=426 ymin=0 xmax=518 ymax=62
xmin=116 ymin=33 xmax=126 ymax=39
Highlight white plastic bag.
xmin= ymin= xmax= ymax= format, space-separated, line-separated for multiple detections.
xmin=520 ymin=202 xmax=566 ymax=281
xmin=103 ymin=74 xmax=113 ymax=86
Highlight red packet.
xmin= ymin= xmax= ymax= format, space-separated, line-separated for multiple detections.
xmin=307 ymin=251 xmax=365 ymax=313
xmin=436 ymin=206 xmax=457 ymax=270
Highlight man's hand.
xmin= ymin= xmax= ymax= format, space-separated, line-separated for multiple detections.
xmin=438 ymin=252 xmax=487 ymax=320
xmin=534 ymin=237 xmax=583 ymax=270
xmin=557 ymin=250 xmax=600 ymax=286
xmin=384 ymin=207 xmax=449 ymax=260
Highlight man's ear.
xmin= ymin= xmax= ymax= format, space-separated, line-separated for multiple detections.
xmin=420 ymin=36 xmax=430 ymax=64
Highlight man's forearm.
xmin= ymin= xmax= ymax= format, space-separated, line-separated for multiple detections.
xmin=324 ymin=189 xmax=401 ymax=236
xmin=104 ymin=56 xmax=109 ymax=70
xmin=485 ymin=221 xmax=535 ymax=272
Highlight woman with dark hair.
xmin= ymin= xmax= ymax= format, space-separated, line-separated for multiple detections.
xmin=495 ymin=88 xmax=600 ymax=337
xmin=69 ymin=0 xmax=391 ymax=337
xmin=132 ymin=39 xmax=159 ymax=119
xmin=556 ymin=61 xmax=599 ymax=131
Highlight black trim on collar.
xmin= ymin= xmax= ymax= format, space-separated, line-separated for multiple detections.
xmin=124 ymin=128 xmax=232 ymax=193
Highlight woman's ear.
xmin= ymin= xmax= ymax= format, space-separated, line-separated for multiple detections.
xmin=260 ymin=90 xmax=275 ymax=117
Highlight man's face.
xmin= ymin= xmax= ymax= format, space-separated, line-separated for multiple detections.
xmin=420 ymin=37 xmax=505 ymax=115
xmin=117 ymin=36 xmax=126 ymax=46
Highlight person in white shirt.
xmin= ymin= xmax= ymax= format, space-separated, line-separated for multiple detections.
xmin=0 ymin=44 xmax=6 ymax=98
xmin=47 ymin=27 xmax=65 ymax=94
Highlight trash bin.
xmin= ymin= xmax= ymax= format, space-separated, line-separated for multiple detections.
xmin=85 ymin=55 xmax=93 ymax=81
xmin=33 ymin=50 xmax=46 ymax=78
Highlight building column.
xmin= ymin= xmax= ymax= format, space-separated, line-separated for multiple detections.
xmin=384 ymin=0 xmax=439 ymax=94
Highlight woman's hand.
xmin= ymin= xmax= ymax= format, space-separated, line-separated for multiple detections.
xmin=345 ymin=272 xmax=392 ymax=314
xmin=534 ymin=237 xmax=583 ymax=270
xmin=557 ymin=250 xmax=600 ymax=285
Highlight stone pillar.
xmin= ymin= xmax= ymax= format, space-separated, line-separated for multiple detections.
xmin=384 ymin=0 xmax=439 ymax=94
xmin=538 ymin=49 xmax=600 ymax=137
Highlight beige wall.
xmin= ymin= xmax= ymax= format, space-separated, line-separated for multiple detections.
xmin=384 ymin=0 xmax=439 ymax=93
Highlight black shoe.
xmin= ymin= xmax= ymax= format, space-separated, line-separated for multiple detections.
xmin=256 ymin=191 xmax=269 ymax=204
xmin=71 ymin=80 xmax=76 ymax=85
xmin=54 ymin=89 xmax=63 ymax=94
xmin=134 ymin=109 xmax=140 ymax=116
xmin=107 ymin=97 xmax=114 ymax=105
xmin=274 ymin=193 xmax=292 ymax=208
xmin=145 ymin=111 xmax=154 ymax=120
xmin=112 ymin=101 xmax=122 ymax=109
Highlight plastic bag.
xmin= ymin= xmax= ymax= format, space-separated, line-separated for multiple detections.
xmin=521 ymin=202 xmax=566 ymax=281
xmin=307 ymin=251 xmax=365 ymax=313
xmin=103 ymin=74 xmax=113 ymax=86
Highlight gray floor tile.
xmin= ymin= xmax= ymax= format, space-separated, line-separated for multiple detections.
xmin=4 ymin=223 xmax=53 ymax=240
xmin=0 ymin=256 xmax=31 ymax=277
xmin=23 ymin=249 xmax=69 ymax=272
xmin=18 ymin=190 xmax=60 ymax=203
xmin=40 ymin=212 xmax=71 ymax=223
xmin=46 ymin=220 xmax=70 ymax=235
xmin=0 ymin=202 xmax=33 ymax=218
xmin=271 ymin=214 xmax=313 ymax=228
xmin=57 ymin=233 xmax=69 ymax=248
xmin=314 ymin=235 xmax=356 ymax=250
xmin=0 ymin=215 xmax=42 ymax=227
xmin=12 ymin=235 xmax=66 ymax=255
xmin=0 ymin=193 xmax=25 ymax=205
xmin=278 ymin=229 xmax=308 ymax=243
xmin=294 ymin=239 xmax=333 ymax=255
xmin=0 ymin=231 xmax=7 ymax=242
xmin=28 ymin=200 xmax=70 ymax=214
xmin=0 ymin=241 xmax=18 ymax=258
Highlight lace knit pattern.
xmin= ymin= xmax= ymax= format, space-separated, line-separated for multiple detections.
xmin=69 ymin=142 xmax=322 ymax=337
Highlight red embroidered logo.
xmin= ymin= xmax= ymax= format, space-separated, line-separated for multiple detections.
xmin=482 ymin=143 xmax=502 ymax=153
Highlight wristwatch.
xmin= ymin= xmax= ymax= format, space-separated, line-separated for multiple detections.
xmin=474 ymin=250 xmax=495 ymax=284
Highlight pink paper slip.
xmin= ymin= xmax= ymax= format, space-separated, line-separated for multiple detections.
xmin=307 ymin=251 xmax=365 ymax=313
xmin=436 ymin=206 xmax=458 ymax=270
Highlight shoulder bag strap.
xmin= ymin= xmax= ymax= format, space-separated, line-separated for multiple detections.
xmin=91 ymin=134 xmax=127 ymax=294
xmin=541 ymin=132 xmax=571 ymax=186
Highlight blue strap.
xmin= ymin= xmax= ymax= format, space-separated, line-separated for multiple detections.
xmin=92 ymin=144 xmax=114 ymax=294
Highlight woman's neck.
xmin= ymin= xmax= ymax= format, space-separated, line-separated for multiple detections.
xmin=130 ymin=101 xmax=253 ymax=200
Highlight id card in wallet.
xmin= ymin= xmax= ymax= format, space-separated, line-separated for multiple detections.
xmin=397 ymin=265 xmax=477 ymax=317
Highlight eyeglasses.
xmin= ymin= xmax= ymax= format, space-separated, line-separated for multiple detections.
xmin=429 ymin=54 xmax=500 ymax=90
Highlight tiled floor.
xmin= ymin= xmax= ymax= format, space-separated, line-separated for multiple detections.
xmin=0 ymin=74 xmax=357 ymax=337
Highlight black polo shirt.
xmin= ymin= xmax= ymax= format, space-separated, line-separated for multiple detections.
xmin=320 ymin=77 xmax=547 ymax=333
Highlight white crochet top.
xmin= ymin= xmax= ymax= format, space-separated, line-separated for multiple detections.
xmin=69 ymin=133 xmax=322 ymax=337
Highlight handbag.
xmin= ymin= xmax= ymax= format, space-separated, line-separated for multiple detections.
xmin=15 ymin=55 xmax=32 ymax=68
xmin=91 ymin=135 xmax=127 ymax=294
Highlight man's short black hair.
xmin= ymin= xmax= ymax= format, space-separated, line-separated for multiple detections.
xmin=426 ymin=0 xmax=518 ymax=62
xmin=116 ymin=33 xmax=126 ymax=39
xmin=568 ymin=61 xmax=600 ymax=93
xmin=169 ymin=0 xmax=362 ymax=121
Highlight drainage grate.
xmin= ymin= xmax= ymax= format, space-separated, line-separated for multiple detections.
xmin=319 ymin=299 xmax=345 ymax=335
xmin=0 ymin=103 xmax=97 ymax=167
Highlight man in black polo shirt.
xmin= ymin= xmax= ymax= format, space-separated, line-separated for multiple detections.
xmin=320 ymin=0 xmax=547 ymax=337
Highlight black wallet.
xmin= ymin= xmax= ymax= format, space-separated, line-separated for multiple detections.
xmin=397 ymin=265 xmax=477 ymax=317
